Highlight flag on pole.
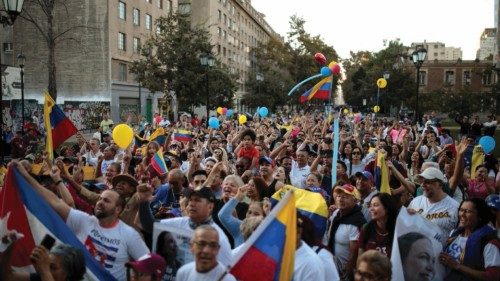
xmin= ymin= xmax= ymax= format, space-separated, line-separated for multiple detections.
xmin=470 ymin=145 xmax=484 ymax=179
xmin=299 ymin=76 xmax=332 ymax=103
xmin=151 ymin=148 xmax=168 ymax=175
xmin=374 ymin=151 xmax=391 ymax=194
xmin=230 ymin=190 xmax=296 ymax=281
xmin=43 ymin=91 xmax=78 ymax=159
xmin=0 ymin=166 xmax=117 ymax=280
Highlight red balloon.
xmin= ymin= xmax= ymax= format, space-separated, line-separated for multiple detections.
xmin=314 ymin=53 xmax=327 ymax=65
xmin=332 ymin=63 xmax=341 ymax=75
xmin=222 ymin=107 xmax=228 ymax=115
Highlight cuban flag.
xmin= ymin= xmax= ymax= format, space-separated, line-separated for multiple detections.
xmin=230 ymin=190 xmax=296 ymax=281
xmin=0 ymin=166 xmax=117 ymax=280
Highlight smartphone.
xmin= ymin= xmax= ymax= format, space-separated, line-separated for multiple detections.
xmin=40 ymin=234 xmax=56 ymax=250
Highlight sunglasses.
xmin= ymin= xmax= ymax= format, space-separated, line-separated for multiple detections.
xmin=352 ymin=151 xmax=361 ymax=155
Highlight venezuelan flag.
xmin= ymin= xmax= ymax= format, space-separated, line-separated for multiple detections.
xmin=151 ymin=148 xmax=168 ymax=175
xmin=231 ymin=190 xmax=296 ymax=281
xmin=271 ymin=185 xmax=328 ymax=239
xmin=43 ymin=91 xmax=78 ymax=159
xmin=299 ymin=76 xmax=332 ymax=103
xmin=374 ymin=151 xmax=391 ymax=194
xmin=174 ymin=129 xmax=193 ymax=142
xmin=148 ymin=127 xmax=166 ymax=145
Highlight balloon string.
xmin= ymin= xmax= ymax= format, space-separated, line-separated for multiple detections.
xmin=287 ymin=74 xmax=324 ymax=96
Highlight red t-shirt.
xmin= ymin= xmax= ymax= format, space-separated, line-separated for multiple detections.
xmin=238 ymin=145 xmax=259 ymax=160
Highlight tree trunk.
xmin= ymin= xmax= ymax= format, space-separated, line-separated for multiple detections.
xmin=47 ymin=2 xmax=57 ymax=100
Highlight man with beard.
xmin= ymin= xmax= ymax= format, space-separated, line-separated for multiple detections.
xmin=14 ymin=162 xmax=149 ymax=281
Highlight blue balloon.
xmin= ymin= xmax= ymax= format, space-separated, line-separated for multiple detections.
xmin=226 ymin=109 xmax=233 ymax=117
xmin=320 ymin=66 xmax=332 ymax=77
xmin=479 ymin=136 xmax=495 ymax=154
xmin=258 ymin=107 xmax=269 ymax=118
xmin=208 ymin=117 xmax=220 ymax=129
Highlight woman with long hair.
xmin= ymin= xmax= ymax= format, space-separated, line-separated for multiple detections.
xmin=358 ymin=193 xmax=399 ymax=258
xmin=440 ymin=198 xmax=499 ymax=281
xmin=346 ymin=146 xmax=365 ymax=177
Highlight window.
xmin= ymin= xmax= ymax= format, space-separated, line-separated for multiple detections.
xmin=166 ymin=0 xmax=172 ymax=13
xmin=118 ymin=1 xmax=126 ymax=20
xmin=217 ymin=27 xmax=221 ymax=37
xmin=222 ymin=30 xmax=226 ymax=40
xmin=482 ymin=71 xmax=493 ymax=85
xmin=419 ymin=71 xmax=427 ymax=85
xmin=223 ymin=47 xmax=226 ymax=56
xmin=133 ymin=37 xmax=141 ymax=53
xmin=133 ymin=8 xmax=140 ymax=25
xmin=463 ymin=70 xmax=471 ymax=85
xmin=445 ymin=70 xmax=455 ymax=85
xmin=3 ymin=42 xmax=13 ymax=52
xmin=157 ymin=0 xmax=162 ymax=9
xmin=118 ymin=63 xmax=128 ymax=81
xmin=218 ymin=10 xmax=221 ymax=21
xmin=224 ymin=14 xmax=227 ymax=24
xmin=118 ymin=32 xmax=126 ymax=50
xmin=145 ymin=0 xmax=152 ymax=3
xmin=145 ymin=14 xmax=152 ymax=30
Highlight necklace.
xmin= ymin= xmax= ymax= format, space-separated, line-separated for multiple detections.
xmin=375 ymin=227 xmax=388 ymax=236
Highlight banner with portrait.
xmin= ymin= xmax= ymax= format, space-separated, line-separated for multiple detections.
xmin=152 ymin=223 xmax=194 ymax=281
xmin=390 ymin=208 xmax=446 ymax=281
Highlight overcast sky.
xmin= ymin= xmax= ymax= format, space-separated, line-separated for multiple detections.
xmin=252 ymin=0 xmax=494 ymax=60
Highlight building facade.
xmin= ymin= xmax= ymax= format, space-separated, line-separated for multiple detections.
xmin=477 ymin=28 xmax=496 ymax=60
xmin=1 ymin=0 xmax=177 ymax=130
xmin=178 ymin=0 xmax=281 ymax=112
xmin=411 ymin=41 xmax=462 ymax=61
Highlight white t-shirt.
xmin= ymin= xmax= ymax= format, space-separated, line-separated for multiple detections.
xmin=100 ymin=159 xmax=114 ymax=175
xmin=409 ymin=195 xmax=459 ymax=244
xmin=329 ymin=210 xmax=360 ymax=265
xmin=176 ymin=261 xmax=236 ymax=281
xmin=67 ymin=209 xmax=149 ymax=281
xmin=445 ymin=234 xmax=500 ymax=268
xmin=312 ymin=245 xmax=340 ymax=281
xmin=290 ymin=160 xmax=310 ymax=188
xmin=294 ymin=242 xmax=326 ymax=281
xmin=159 ymin=217 xmax=232 ymax=267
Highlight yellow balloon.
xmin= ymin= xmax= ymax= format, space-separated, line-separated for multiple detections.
xmin=112 ymin=124 xmax=134 ymax=149
xmin=373 ymin=105 xmax=380 ymax=113
xmin=328 ymin=61 xmax=337 ymax=69
xmin=377 ymin=78 xmax=387 ymax=88
xmin=343 ymin=108 xmax=349 ymax=115
xmin=239 ymin=114 xmax=247 ymax=124
xmin=216 ymin=107 xmax=223 ymax=114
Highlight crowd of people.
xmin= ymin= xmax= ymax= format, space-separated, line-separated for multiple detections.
xmin=0 ymin=109 xmax=499 ymax=281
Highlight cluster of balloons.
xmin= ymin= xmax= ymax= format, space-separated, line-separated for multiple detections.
xmin=479 ymin=136 xmax=496 ymax=154
xmin=315 ymin=53 xmax=341 ymax=77
xmin=216 ymin=107 xmax=233 ymax=117
xmin=112 ymin=124 xmax=134 ymax=149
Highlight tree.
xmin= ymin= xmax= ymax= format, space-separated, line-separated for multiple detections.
xmin=20 ymin=0 xmax=95 ymax=100
xmin=130 ymin=13 xmax=237 ymax=112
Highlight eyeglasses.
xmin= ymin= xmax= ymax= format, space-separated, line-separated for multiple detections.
xmin=192 ymin=241 xmax=220 ymax=250
xmin=459 ymin=208 xmax=475 ymax=214
xmin=352 ymin=151 xmax=361 ymax=155
xmin=422 ymin=179 xmax=439 ymax=185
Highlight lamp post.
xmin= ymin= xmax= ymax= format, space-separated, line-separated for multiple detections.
xmin=0 ymin=0 xmax=25 ymax=164
xmin=382 ymin=70 xmax=390 ymax=115
xmin=18 ymin=53 xmax=25 ymax=129
xmin=256 ymin=72 xmax=264 ymax=95
xmin=199 ymin=53 xmax=215 ymax=126
xmin=411 ymin=47 xmax=427 ymax=123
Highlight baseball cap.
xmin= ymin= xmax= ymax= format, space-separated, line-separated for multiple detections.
xmin=258 ymin=156 xmax=273 ymax=166
xmin=486 ymin=194 xmax=500 ymax=211
xmin=334 ymin=184 xmax=360 ymax=200
xmin=126 ymin=253 xmax=166 ymax=278
xmin=417 ymin=167 xmax=446 ymax=182
xmin=188 ymin=187 xmax=216 ymax=203
xmin=355 ymin=171 xmax=374 ymax=183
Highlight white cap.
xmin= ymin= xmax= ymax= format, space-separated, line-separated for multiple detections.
xmin=417 ymin=167 xmax=445 ymax=182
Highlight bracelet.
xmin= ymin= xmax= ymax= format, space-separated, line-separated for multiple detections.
xmin=54 ymin=180 xmax=63 ymax=185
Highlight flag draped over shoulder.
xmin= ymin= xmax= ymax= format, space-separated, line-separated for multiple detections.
xmin=374 ymin=151 xmax=391 ymax=194
xmin=0 ymin=166 xmax=117 ymax=280
xmin=43 ymin=91 xmax=78 ymax=159
xmin=151 ymin=148 xmax=168 ymax=175
xmin=173 ymin=129 xmax=193 ymax=142
xmin=230 ymin=190 xmax=296 ymax=281
xmin=299 ymin=76 xmax=332 ymax=103
xmin=271 ymin=185 xmax=328 ymax=238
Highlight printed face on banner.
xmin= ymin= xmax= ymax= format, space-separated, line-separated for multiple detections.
xmin=153 ymin=225 xmax=193 ymax=281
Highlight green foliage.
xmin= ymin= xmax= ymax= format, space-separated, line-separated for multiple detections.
xmin=130 ymin=14 xmax=237 ymax=111
xmin=244 ymin=16 xmax=339 ymax=108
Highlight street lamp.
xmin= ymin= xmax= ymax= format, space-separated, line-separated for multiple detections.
xmin=17 ymin=53 xmax=25 ymax=129
xmin=199 ymin=53 xmax=215 ymax=125
xmin=412 ymin=47 xmax=427 ymax=123
xmin=382 ymin=71 xmax=390 ymax=114
xmin=256 ymin=72 xmax=263 ymax=96
xmin=0 ymin=0 xmax=25 ymax=164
